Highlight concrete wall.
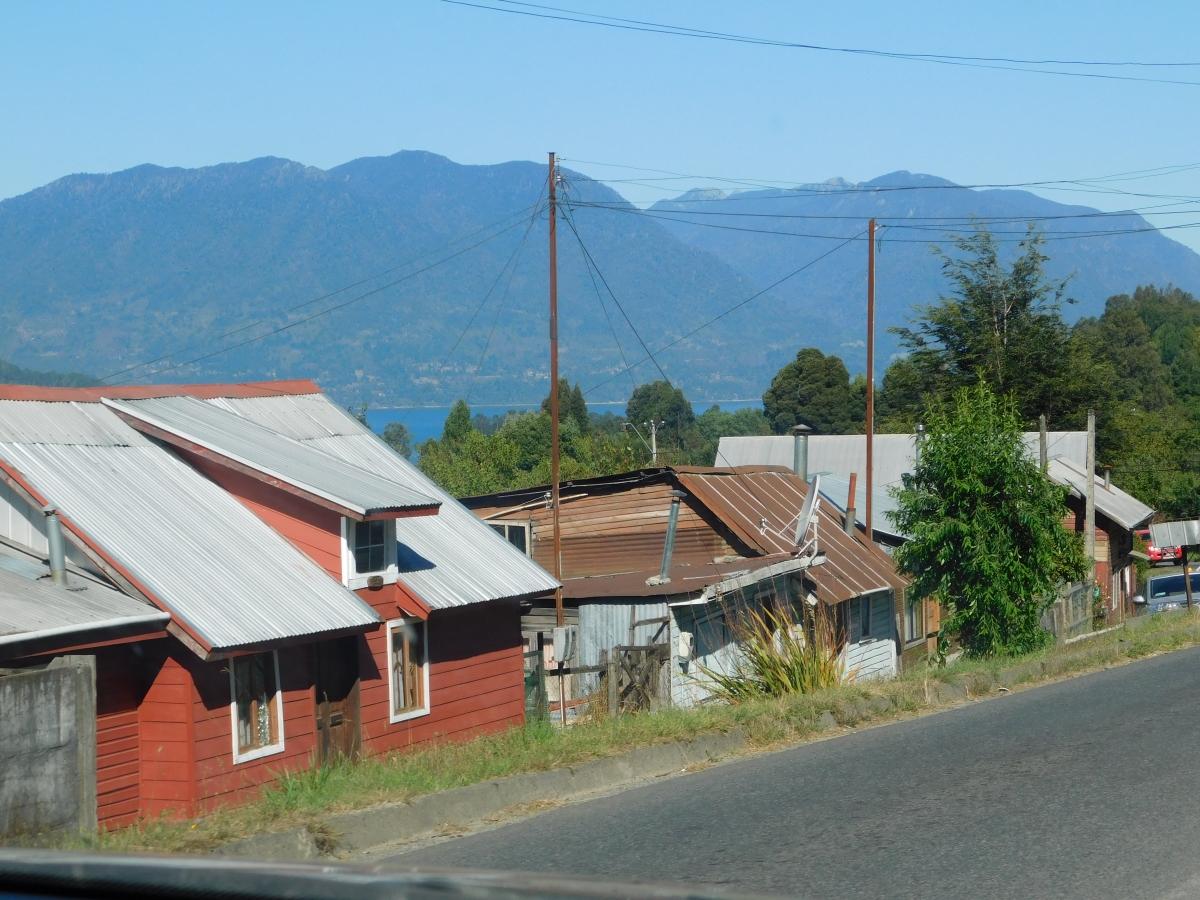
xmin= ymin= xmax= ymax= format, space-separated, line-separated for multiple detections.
xmin=0 ymin=656 xmax=97 ymax=837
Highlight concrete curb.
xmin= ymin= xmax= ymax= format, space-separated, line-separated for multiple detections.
xmin=213 ymin=729 xmax=746 ymax=862
xmin=213 ymin=623 xmax=1200 ymax=863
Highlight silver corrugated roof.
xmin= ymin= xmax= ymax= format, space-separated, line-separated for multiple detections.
xmin=0 ymin=544 xmax=168 ymax=641
xmin=717 ymin=432 xmax=1088 ymax=491
xmin=207 ymin=394 xmax=561 ymax=609
xmin=1151 ymin=520 xmax=1200 ymax=548
xmin=105 ymin=396 xmax=439 ymax=518
xmin=1047 ymin=457 xmax=1154 ymax=531
xmin=0 ymin=401 xmax=381 ymax=653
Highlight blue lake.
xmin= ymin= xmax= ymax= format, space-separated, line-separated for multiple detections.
xmin=365 ymin=399 xmax=763 ymax=446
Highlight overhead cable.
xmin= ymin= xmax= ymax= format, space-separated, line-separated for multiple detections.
xmin=583 ymin=230 xmax=864 ymax=396
xmin=441 ymin=0 xmax=1200 ymax=87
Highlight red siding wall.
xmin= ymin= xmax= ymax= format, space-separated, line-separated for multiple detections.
xmin=175 ymin=449 xmax=343 ymax=577
xmin=138 ymin=642 xmax=197 ymax=819
xmin=95 ymin=644 xmax=147 ymax=827
xmin=189 ymin=643 xmax=318 ymax=815
xmin=359 ymin=586 xmax=525 ymax=754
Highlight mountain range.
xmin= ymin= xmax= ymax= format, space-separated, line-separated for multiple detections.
xmin=1 ymin=151 xmax=1198 ymax=407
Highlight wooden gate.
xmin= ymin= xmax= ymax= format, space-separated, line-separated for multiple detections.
xmin=604 ymin=644 xmax=671 ymax=713
xmin=314 ymin=636 xmax=361 ymax=764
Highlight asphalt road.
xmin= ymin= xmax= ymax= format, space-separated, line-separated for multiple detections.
xmin=391 ymin=646 xmax=1200 ymax=900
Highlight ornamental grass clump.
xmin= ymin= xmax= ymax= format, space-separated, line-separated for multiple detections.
xmin=697 ymin=600 xmax=847 ymax=701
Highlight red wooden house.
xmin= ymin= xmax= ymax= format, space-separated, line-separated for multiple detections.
xmin=0 ymin=381 xmax=557 ymax=830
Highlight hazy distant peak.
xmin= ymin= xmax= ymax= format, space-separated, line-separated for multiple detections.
xmin=675 ymin=187 xmax=729 ymax=201
xmin=864 ymin=171 xmax=960 ymax=189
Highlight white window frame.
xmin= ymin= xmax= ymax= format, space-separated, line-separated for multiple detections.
xmin=341 ymin=517 xmax=399 ymax=589
xmin=387 ymin=617 xmax=431 ymax=724
xmin=228 ymin=650 xmax=285 ymax=765
xmin=488 ymin=521 xmax=532 ymax=557
xmin=904 ymin=593 xmax=925 ymax=647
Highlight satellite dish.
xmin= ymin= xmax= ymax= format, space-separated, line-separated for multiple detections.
xmin=794 ymin=474 xmax=821 ymax=546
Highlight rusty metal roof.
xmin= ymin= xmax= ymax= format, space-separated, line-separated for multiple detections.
xmin=674 ymin=467 xmax=907 ymax=604
xmin=465 ymin=466 xmax=908 ymax=605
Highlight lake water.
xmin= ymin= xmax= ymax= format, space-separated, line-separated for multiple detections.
xmin=365 ymin=399 xmax=763 ymax=445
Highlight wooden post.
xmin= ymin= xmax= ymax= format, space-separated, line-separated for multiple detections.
xmin=607 ymin=656 xmax=619 ymax=716
xmin=865 ymin=218 xmax=876 ymax=543
xmin=1184 ymin=547 xmax=1194 ymax=612
xmin=548 ymin=153 xmax=564 ymax=629
xmin=1086 ymin=409 xmax=1096 ymax=588
xmin=1039 ymin=414 xmax=1047 ymax=473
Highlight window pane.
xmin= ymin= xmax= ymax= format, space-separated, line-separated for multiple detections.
xmin=489 ymin=524 xmax=505 ymax=536
xmin=392 ymin=622 xmax=425 ymax=715
xmin=861 ymin=598 xmax=871 ymax=637
xmin=508 ymin=526 xmax=527 ymax=555
xmin=234 ymin=652 xmax=278 ymax=752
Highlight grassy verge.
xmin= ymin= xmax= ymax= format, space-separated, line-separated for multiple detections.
xmin=58 ymin=609 xmax=1200 ymax=856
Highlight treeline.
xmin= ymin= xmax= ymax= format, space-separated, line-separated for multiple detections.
xmin=381 ymin=380 xmax=772 ymax=497
xmin=386 ymin=224 xmax=1200 ymax=514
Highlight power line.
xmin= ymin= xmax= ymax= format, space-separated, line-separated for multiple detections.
xmin=584 ymin=230 xmax=865 ymax=396
xmin=101 ymin=201 xmax=540 ymax=383
xmin=440 ymin=0 xmax=1200 ymax=87
xmin=417 ymin=196 xmax=544 ymax=415
xmin=563 ymin=208 xmax=638 ymax=395
xmin=108 ymin=213 xmax=535 ymax=385
xmin=567 ymin=198 xmax=1200 ymax=245
xmin=465 ymin=203 xmax=543 ymax=405
xmin=559 ymin=157 xmax=1200 ymax=200
xmin=560 ymin=205 xmax=673 ymax=386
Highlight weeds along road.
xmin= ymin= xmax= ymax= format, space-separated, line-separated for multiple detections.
xmin=392 ymin=645 xmax=1200 ymax=900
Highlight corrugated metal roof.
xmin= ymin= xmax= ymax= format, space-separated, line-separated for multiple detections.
xmin=0 ymin=545 xmax=168 ymax=641
xmin=0 ymin=400 xmax=382 ymax=653
xmin=814 ymin=472 xmax=907 ymax=541
xmin=106 ymin=396 xmax=439 ymax=518
xmin=1151 ymin=520 xmax=1200 ymax=548
xmin=1048 ymin=457 xmax=1154 ymax=530
xmin=674 ymin=467 xmax=909 ymax=604
xmin=205 ymin=394 xmax=560 ymax=609
xmin=560 ymin=552 xmax=816 ymax=601
xmin=717 ymin=432 xmax=1088 ymax=490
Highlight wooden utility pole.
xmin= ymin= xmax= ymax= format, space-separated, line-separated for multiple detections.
xmin=549 ymin=153 xmax=563 ymax=628
xmin=1085 ymin=409 xmax=1096 ymax=589
xmin=865 ymin=218 xmax=876 ymax=542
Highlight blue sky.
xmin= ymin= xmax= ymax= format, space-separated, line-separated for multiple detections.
xmin=3 ymin=1 xmax=1200 ymax=248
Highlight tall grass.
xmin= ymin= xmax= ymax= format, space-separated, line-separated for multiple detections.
xmin=697 ymin=600 xmax=848 ymax=701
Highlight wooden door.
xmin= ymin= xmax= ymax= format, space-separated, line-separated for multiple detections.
xmin=314 ymin=637 xmax=361 ymax=764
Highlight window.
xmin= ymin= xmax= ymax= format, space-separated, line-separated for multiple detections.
xmin=388 ymin=619 xmax=429 ymax=722
xmin=905 ymin=593 xmax=923 ymax=645
xmin=353 ymin=520 xmax=387 ymax=573
xmin=342 ymin=518 xmax=398 ymax=588
xmin=860 ymin=596 xmax=872 ymax=638
xmin=229 ymin=651 xmax=283 ymax=763
xmin=488 ymin=522 xmax=530 ymax=556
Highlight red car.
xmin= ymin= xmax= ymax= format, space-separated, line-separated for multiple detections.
xmin=1135 ymin=528 xmax=1181 ymax=565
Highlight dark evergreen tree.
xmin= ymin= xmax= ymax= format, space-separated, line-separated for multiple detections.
xmin=762 ymin=347 xmax=862 ymax=434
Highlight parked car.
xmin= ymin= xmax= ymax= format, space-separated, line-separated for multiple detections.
xmin=1134 ymin=570 xmax=1200 ymax=614
xmin=1134 ymin=528 xmax=1181 ymax=565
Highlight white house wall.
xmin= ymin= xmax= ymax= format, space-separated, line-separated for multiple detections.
xmin=0 ymin=479 xmax=96 ymax=572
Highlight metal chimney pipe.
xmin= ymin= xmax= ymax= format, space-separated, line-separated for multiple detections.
xmin=844 ymin=472 xmax=857 ymax=536
xmin=43 ymin=505 xmax=69 ymax=587
xmin=1104 ymin=465 xmax=1112 ymax=491
xmin=658 ymin=490 xmax=687 ymax=583
xmin=791 ymin=424 xmax=812 ymax=482
xmin=915 ymin=423 xmax=925 ymax=463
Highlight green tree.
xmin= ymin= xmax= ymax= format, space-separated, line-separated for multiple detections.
xmin=762 ymin=347 xmax=862 ymax=434
xmin=381 ymin=422 xmax=414 ymax=460
xmin=694 ymin=404 xmax=772 ymax=464
xmin=875 ymin=357 xmax=931 ymax=432
xmin=541 ymin=378 xmax=590 ymax=432
xmin=890 ymin=381 xmax=1087 ymax=658
xmin=891 ymin=224 xmax=1095 ymax=426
